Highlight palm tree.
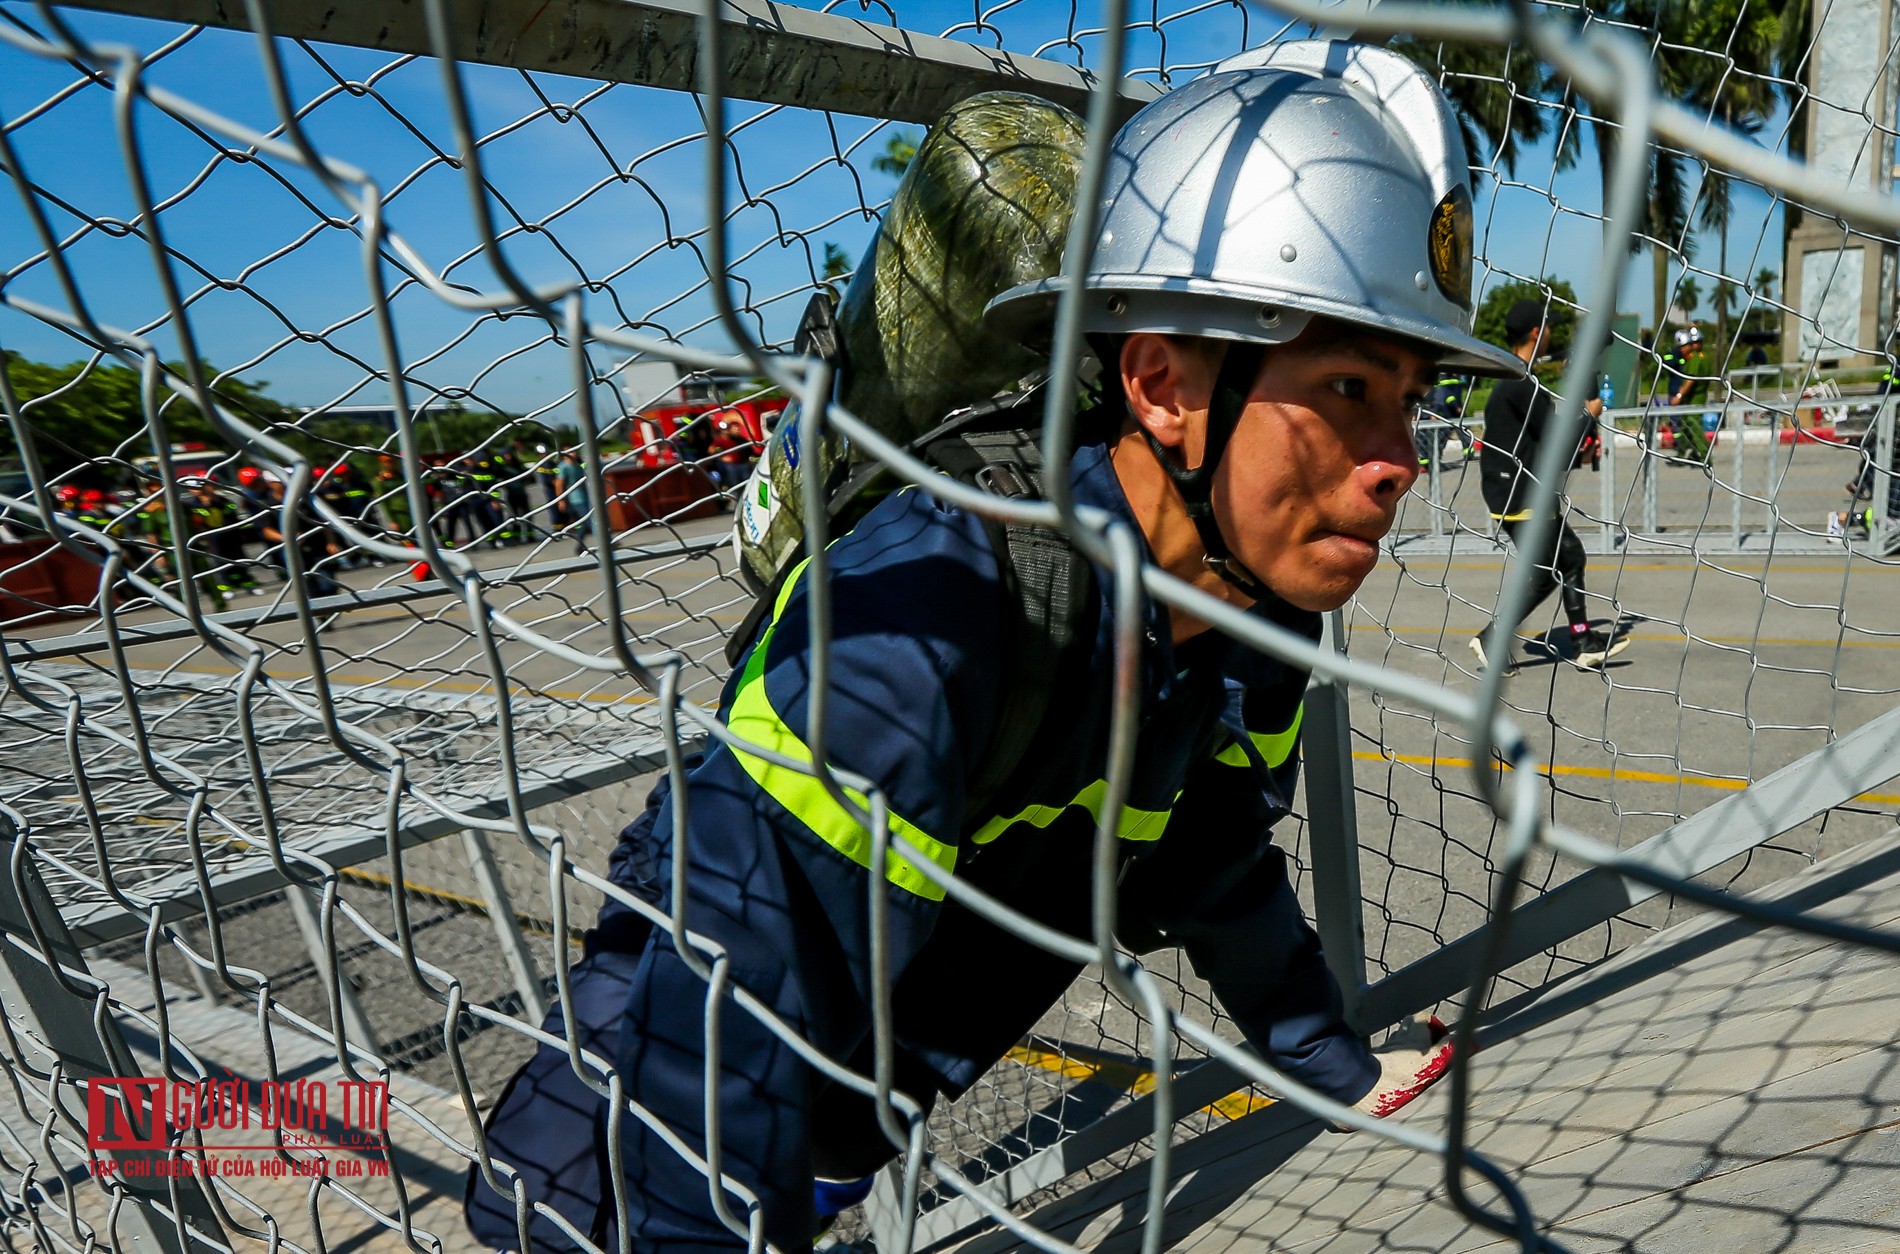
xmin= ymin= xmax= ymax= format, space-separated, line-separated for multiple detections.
xmin=1699 ymin=171 xmax=1743 ymax=348
xmin=1393 ymin=39 xmax=1558 ymax=178
xmin=1619 ymin=0 xmax=1809 ymax=332
xmin=1711 ymin=278 xmax=1741 ymax=337
xmin=1677 ymin=274 xmax=1703 ymax=321
xmin=1522 ymin=1 xmax=1807 ymax=337
xmin=871 ymin=130 xmax=919 ymax=178
xmin=1755 ymin=267 xmax=1777 ymax=303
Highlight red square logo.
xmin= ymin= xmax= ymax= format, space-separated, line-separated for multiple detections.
xmin=87 ymin=1078 xmax=166 ymax=1151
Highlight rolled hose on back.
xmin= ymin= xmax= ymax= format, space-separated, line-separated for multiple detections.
xmin=733 ymin=91 xmax=1086 ymax=593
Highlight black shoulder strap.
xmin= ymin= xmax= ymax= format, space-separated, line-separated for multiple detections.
xmin=924 ymin=423 xmax=1094 ymax=829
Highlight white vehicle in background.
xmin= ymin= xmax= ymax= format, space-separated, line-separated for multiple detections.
xmin=126 ymin=442 xmax=233 ymax=491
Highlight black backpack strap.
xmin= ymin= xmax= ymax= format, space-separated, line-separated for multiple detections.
xmin=925 ymin=426 xmax=1094 ymax=828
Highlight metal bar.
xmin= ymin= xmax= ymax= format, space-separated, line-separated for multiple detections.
xmin=1598 ymin=411 xmax=1616 ymax=556
xmin=862 ymin=1166 xmax=910 ymax=1254
xmin=1764 ymin=406 xmax=1778 ymax=540
xmin=0 ymin=826 xmax=226 ymax=1254
xmin=1642 ymin=411 xmax=1658 ymax=535
xmin=179 ymin=951 xmax=221 ymax=1006
xmin=62 ymin=739 xmax=690 ymax=948
xmin=1730 ymin=400 xmax=1744 ymax=548
xmin=460 ymin=828 xmax=548 ymax=1023
xmin=1304 ymin=610 xmax=1368 ymax=1023
xmin=1767 ymin=406 xmax=1784 ymax=548
xmin=3 ymin=535 xmax=727 ymax=663
xmin=892 ymin=1054 xmax=1262 ymax=1252
xmin=1355 ymin=697 xmax=1900 ymax=1031
xmin=1875 ymin=394 xmax=1896 ymax=553
xmin=48 ymin=0 xmax=1164 ymax=126
xmin=284 ymin=883 xmax=381 ymax=1054
xmin=1478 ymin=829 xmax=1900 ymax=1046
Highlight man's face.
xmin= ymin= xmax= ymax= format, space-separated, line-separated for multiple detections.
xmin=1207 ymin=327 xmax=1431 ymax=611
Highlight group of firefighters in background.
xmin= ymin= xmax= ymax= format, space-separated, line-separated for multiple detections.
xmin=42 ymin=407 xmax=760 ymax=610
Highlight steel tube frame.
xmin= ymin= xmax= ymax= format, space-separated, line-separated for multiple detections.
xmin=58 ymin=739 xmax=687 ymax=948
xmin=0 ymin=820 xmax=226 ymax=1254
xmin=1304 ymin=610 xmax=1369 ymax=1023
xmin=48 ymin=0 xmax=1163 ymax=127
xmin=1875 ymin=395 xmax=1898 ymax=554
xmin=3 ymin=535 xmax=728 ymax=664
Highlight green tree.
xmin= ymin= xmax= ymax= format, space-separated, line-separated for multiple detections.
xmin=871 ymin=130 xmax=918 ymax=178
xmin=821 ymin=242 xmax=852 ymax=279
xmin=406 ymin=405 xmax=550 ymax=458
xmin=1741 ymin=266 xmax=1782 ymax=338
xmin=1676 ymin=274 xmax=1702 ymax=319
xmin=1475 ymin=276 xmax=1582 ymax=355
xmin=1612 ymin=0 xmax=1808 ymax=332
xmin=1393 ymin=37 xmax=1560 ymax=179
xmin=2 ymin=352 xmax=292 ymax=477
xmin=1711 ymin=278 xmax=1740 ymax=333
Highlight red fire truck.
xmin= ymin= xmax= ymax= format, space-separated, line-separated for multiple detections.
xmin=631 ymin=396 xmax=786 ymax=472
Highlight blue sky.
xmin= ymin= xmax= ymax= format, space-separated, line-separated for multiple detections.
xmin=0 ymin=1 xmax=1791 ymax=426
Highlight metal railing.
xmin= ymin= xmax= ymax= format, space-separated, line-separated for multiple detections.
xmin=1397 ymin=397 xmax=1899 ymax=556
xmin=1 ymin=3 xmax=1899 ymax=1254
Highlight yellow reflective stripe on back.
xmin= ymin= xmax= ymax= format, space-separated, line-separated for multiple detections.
xmin=1491 ymin=508 xmax=1534 ymax=521
xmin=970 ymin=778 xmax=1177 ymax=846
xmin=725 ymin=558 xmax=957 ymax=901
xmin=1214 ymin=701 xmax=1304 ymax=769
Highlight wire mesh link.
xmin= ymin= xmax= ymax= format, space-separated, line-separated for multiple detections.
xmin=2 ymin=2 xmax=1900 ymax=1253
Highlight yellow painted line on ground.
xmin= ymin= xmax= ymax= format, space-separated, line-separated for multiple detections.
xmin=109 ymin=814 xmax=590 ymax=945
xmin=1004 ymin=1043 xmax=1273 ymax=1121
xmin=1356 ymin=749 xmax=1900 ymax=807
xmin=1424 ymin=560 xmax=1900 ymax=575
xmin=1347 ymin=623 xmax=1900 ymax=650
xmin=335 ymin=863 xmax=586 ymax=946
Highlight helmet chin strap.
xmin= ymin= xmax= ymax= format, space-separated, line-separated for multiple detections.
xmin=1140 ymin=342 xmax=1270 ymax=601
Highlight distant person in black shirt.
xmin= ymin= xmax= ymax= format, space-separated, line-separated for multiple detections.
xmin=1469 ymin=299 xmax=1629 ymax=674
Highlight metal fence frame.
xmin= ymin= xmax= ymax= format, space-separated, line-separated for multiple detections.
xmin=5 ymin=2 xmax=1900 ymax=1253
xmin=1405 ymin=395 xmax=1900 ymax=556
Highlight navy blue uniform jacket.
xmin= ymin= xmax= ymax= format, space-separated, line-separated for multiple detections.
xmin=467 ymin=437 xmax=1372 ymax=1252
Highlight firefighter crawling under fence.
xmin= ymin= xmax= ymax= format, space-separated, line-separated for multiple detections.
xmin=465 ymin=41 xmax=1518 ymax=1253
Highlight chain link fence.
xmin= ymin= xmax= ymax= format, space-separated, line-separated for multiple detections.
xmin=2 ymin=1 xmax=1900 ymax=1252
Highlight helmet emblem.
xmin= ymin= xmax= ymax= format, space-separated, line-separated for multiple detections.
xmin=1427 ymin=184 xmax=1473 ymax=309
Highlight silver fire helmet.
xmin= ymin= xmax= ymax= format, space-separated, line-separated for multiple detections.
xmin=985 ymin=39 xmax=1525 ymax=377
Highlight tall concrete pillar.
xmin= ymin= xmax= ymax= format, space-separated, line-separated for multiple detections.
xmin=1783 ymin=0 xmax=1900 ymax=369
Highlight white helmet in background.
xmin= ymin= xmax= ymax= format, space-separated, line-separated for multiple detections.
xmin=985 ymin=39 xmax=1523 ymax=377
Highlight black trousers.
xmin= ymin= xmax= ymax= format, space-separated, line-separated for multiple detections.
xmin=1491 ymin=512 xmax=1589 ymax=635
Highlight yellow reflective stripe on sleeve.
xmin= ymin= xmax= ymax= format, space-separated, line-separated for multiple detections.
xmin=1214 ymin=701 xmax=1304 ymax=768
xmin=970 ymin=778 xmax=1177 ymax=846
xmin=725 ymin=558 xmax=957 ymax=901
xmin=1490 ymin=509 xmax=1533 ymax=521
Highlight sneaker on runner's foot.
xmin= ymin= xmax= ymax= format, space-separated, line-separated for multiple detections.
xmin=1573 ymin=628 xmax=1630 ymax=669
xmin=1468 ymin=634 xmax=1519 ymax=676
